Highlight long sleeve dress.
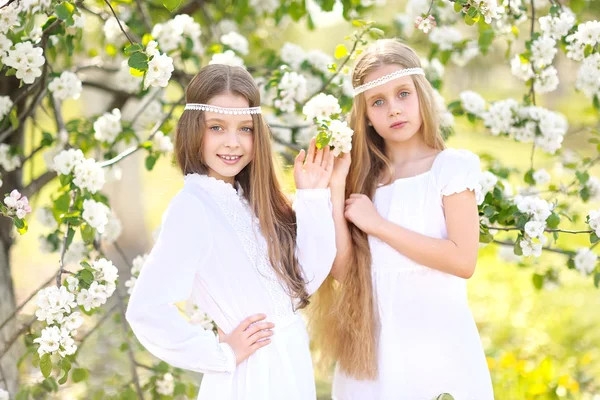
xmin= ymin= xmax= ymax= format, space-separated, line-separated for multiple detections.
xmin=126 ymin=173 xmax=337 ymax=400
xmin=332 ymin=149 xmax=494 ymax=400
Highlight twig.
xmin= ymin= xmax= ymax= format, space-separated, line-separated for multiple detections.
xmin=0 ymin=88 xmax=47 ymax=143
xmin=483 ymin=225 xmax=593 ymax=234
xmin=0 ymin=273 xmax=56 ymax=333
xmin=74 ymin=303 xmax=119 ymax=357
xmin=21 ymin=170 xmax=57 ymax=198
xmin=130 ymin=89 xmax=163 ymax=127
xmin=493 ymin=239 xmax=575 ymax=256
xmin=0 ymin=316 xmax=37 ymax=361
xmin=103 ymin=0 xmax=135 ymax=46
xmin=134 ymin=0 xmax=152 ymax=31
xmin=81 ymin=80 xmax=134 ymax=97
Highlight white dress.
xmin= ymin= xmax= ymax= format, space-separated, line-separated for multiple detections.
xmin=126 ymin=174 xmax=337 ymax=400
xmin=333 ymin=149 xmax=494 ymax=400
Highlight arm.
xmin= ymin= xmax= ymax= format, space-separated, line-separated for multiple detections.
xmin=126 ymin=191 xmax=236 ymax=373
xmin=330 ymin=183 xmax=353 ymax=282
xmin=344 ymin=190 xmax=480 ymax=279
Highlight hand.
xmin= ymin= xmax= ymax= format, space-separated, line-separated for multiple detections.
xmin=329 ymin=151 xmax=351 ymax=189
xmin=294 ymin=137 xmax=335 ymax=190
xmin=344 ymin=194 xmax=384 ymax=236
xmin=217 ymin=314 xmax=274 ymax=365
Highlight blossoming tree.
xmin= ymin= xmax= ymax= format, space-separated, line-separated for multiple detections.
xmin=0 ymin=0 xmax=599 ymax=398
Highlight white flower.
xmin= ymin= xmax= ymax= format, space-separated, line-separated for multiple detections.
xmin=209 ymin=50 xmax=244 ymax=67
xmin=533 ymin=66 xmax=559 ymax=94
xmin=250 ymin=0 xmax=279 ymax=14
xmin=66 ymin=12 xmax=86 ymax=35
xmin=305 ymin=50 xmax=334 ymax=76
xmin=498 ymin=245 xmax=522 ymax=263
xmin=328 ymin=120 xmax=354 ymax=157
xmin=33 ymin=326 xmax=61 ymax=355
xmin=22 ymin=0 xmax=52 ymax=13
xmin=94 ymin=108 xmax=122 ymax=143
xmin=153 ymin=131 xmax=174 ymax=152
xmin=185 ymin=301 xmax=214 ymax=330
xmin=0 ymin=3 xmax=21 ymax=34
xmin=53 ymin=148 xmax=85 ymax=175
xmin=0 ymin=143 xmax=21 ymax=172
xmin=35 ymin=285 xmax=77 ymax=325
xmin=575 ymin=53 xmax=600 ymax=100
xmin=524 ymin=220 xmax=545 ymax=239
xmin=62 ymin=312 xmax=84 ymax=333
xmin=151 ymin=20 xmax=183 ymax=53
xmin=539 ymin=9 xmax=575 ymax=40
xmin=588 ymin=209 xmax=600 ymax=237
xmin=3 ymin=189 xmax=32 ymax=218
xmin=432 ymin=90 xmax=454 ymax=128
xmin=66 ymin=276 xmax=79 ymax=292
xmin=422 ymin=57 xmax=444 ymax=80
xmin=275 ymin=72 xmax=307 ymax=113
xmin=511 ymin=55 xmax=534 ymax=81
xmin=429 ymin=26 xmax=462 ymax=51
xmin=156 ymin=373 xmax=175 ymax=396
xmin=25 ymin=27 xmax=43 ymax=44
xmin=280 ymin=42 xmax=305 ymax=70
xmin=115 ymin=60 xmax=143 ymax=94
xmin=49 ymin=71 xmax=82 ymax=101
xmin=4 ymin=41 xmax=46 ymax=84
xmin=482 ymin=98 xmax=519 ymax=136
xmin=302 ymin=93 xmax=341 ymax=122
xmin=520 ymin=238 xmax=543 ymax=258
xmin=73 ymin=158 xmax=105 ymax=194
xmin=533 ymin=169 xmax=551 ymax=186
xmin=131 ymin=254 xmax=148 ymax=276
xmin=516 ymin=195 xmax=552 ymax=222
xmin=132 ymin=98 xmax=164 ymax=138
xmin=64 ymin=241 xmax=87 ymax=266
xmin=0 ymin=34 xmax=12 ymax=59
xmin=101 ymin=213 xmax=122 ymax=244
xmin=82 ymin=199 xmax=110 ymax=233
xmin=93 ymin=258 xmax=119 ymax=284
xmin=144 ymin=50 xmax=174 ymax=89
xmin=77 ymin=282 xmax=110 ymax=311
xmin=415 ymin=15 xmax=436 ymax=34
xmin=574 ymin=248 xmax=597 ymax=275
xmin=479 ymin=171 xmax=498 ymax=194
xmin=216 ymin=19 xmax=238 ymax=35
xmin=460 ymin=91 xmax=486 ymax=116
xmin=451 ymin=40 xmax=479 ymax=67
xmin=586 ymin=176 xmax=600 ymax=201
xmin=125 ymin=276 xmax=137 ymax=295
xmin=103 ymin=17 xmax=128 ymax=46
xmin=0 ymin=388 xmax=8 ymax=400
xmin=36 ymin=207 xmax=57 ymax=230
xmin=221 ymin=31 xmax=249 ymax=55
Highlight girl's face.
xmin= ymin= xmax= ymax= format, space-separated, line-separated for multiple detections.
xmin=363 ymin=64 xmax=423 ymax=145
xmin=201 ymin=93 xmax=255 ymax=184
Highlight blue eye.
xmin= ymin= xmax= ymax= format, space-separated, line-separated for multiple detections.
xmin=399 ymin=91 xmax=409 ymax=98
xmin=241 ymin=127 xmax=254 ymax=133
xmin=210 ymin=125 xmax=223 ymax=131
xmin=373 ymin=99 xmax=384 ymax=107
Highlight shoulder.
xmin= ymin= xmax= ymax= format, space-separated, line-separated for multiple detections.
xmin=435 ymin=148 xmax=480 ymax=169
xmin=163 ymin=187 xmax=209 ymax=224
xmin=433 ymin=148 xmax=481 ymax=196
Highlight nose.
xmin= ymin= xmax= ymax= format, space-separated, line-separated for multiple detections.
xmin=223 ymin=130 xmax=241 ymax=148
xmin=388 ymin=105 xmax=402 ymax=117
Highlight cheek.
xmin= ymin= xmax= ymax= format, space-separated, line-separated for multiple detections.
xmin=242 ymin=134 xmax=255 ymax=158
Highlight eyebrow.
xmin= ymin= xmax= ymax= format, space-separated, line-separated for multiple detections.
xmin=366 ymin=83 xmax=412 ymax=103
xmin=205 ymin=117 xmax=254 ymax=124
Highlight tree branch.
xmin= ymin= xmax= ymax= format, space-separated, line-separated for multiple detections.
xmin=21 ymin=170 xmax=56 ymax=199
xmin=483 ymin=225 xmax=593 ymax=235
xmin=81 ymin=80 xmax=134 ymax=98
xmin=0 ymin=316 xmax=37 ymax=361
xmin=0 ymin=273 xmax=55 ymax=333
xmin=103 ymin=0 xmax=135 ymax=46
xmin=493 ymin=239 xmax=575 ymax=256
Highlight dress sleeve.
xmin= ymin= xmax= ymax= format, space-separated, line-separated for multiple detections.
xmin=437 ymin=149 xmax=482 ymax=198
xmin=293 ymin=188 xmax=337 ymax=295
xmin=126 ymin=190 xmax=236 ymax=374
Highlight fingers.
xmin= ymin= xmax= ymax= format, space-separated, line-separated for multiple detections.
xmin=321 ymin=145 xmax=331 ymax=166
xmin=245 ymin=321 xmax=275 ymax=336
xmin=237 ymin=314 xmax=267 ymax=332
xmin=325 ymin=149 xmax=335 ymax=172
xmin=294 ymin=149 xmax=305 ymax=177
xmin=248 ymin=328 xmax=274 ymax=343
xmin=250 ymin=338 xmax=272 ymax=351
xmin=307 ymin=137 xmax=316 ymax=164
xmin=314 ymin=146 xmax=324 ymax=167
xmin=217 ymin=327 xmax=225 ymax=341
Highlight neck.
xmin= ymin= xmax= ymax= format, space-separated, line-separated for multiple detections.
xmin=384 ymin=132 xmax=431 ymax=165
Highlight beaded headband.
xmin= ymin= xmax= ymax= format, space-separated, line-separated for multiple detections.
xmin=184 ymin=103 xmax=262 ymax=114
xmin=353 ymin=67 xmax=425 ymax=97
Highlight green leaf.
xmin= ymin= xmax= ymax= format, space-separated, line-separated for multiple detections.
xmin=9 ymin=108 xmax=18 ymax=129
xmin=436 ymin=394 xmax=455 ymax=400
xmin=66 ymin=227 xmax=76 ymax=248
xmin=334 ymin=44 xmax=348 ymax=59
xmin=567 ymin=258 xmax=576 ymax=270
xmin=55 ymin=2 xmax=75 ymax=21
xmin=14 ymin=218 xmax=28 ymax=235
xmin=546 ymin=212 xmax=560 ymax=229
xmin=120 ymin=343 xmax=129 ymax=352
xmin=593 ymin=95 xmax=600 ymax=111
xmin=128 ymin=52 xmax=149 ymax=72
xmin=591 ymin=232 xmax=599 ymax=244
xmin=524 ymin=169 xmax=535 ymax=185
xmin=145 ymin=155 xmax=157 ymax=171
xmin=584 ymin=44 xmax=594 ymax=58
xmin=55 ymin=192 xmax=71 ymax=212
xmin=156 ymin=361 xmax=170 ymax=373
xmin=479 ymin=231 xmax=493 ymax=243
xmin=464 ymin=13 xmax=479 ymax=26
xmin=576 ymin=170 xmax=590 ymax=184
xmin=514 ymin=240 xmax=523 ymax=256
xmin=594 ymin=273 xmax=600 ymax=289
xmin=32 ymin=350 xmax=40 ymax=368
xmin=41 ymin=377 xmax=59 ymax=392
xmin=124 ymin=43 xmax=143 ymax=55
xmin=454 ymin=1 xmax=463 ymax=12
xmin=79 ymin=269 xmax=94 ymax=288
xmin=580 ymin=187 xmax=591 ymax=202
xmin=163 ymin=0 xmax=182 ymax=11
xmin=467 ymin=6 xmax=479 ymax=17
xmin=315 ymin=131 xmax=330 ymax=149
xmin=59 ymin=174 xmax=72 ymax=187
xmin=120 ymin=388 xmax=137 ymax=400
xmin=478 ymin=29 xmax=495 ymax=54
xmin=40 ymin=353 xmax=52 ymax=378
xmin=81 ymin=224 xmax=95 ymax=244
xmin=72 ymin=368 xmax=89 ymax=383
xmin=6 ymin=68 xmax=17 ymax=77
xmin=483 ymin=205 xmax=496 ymax=218
xmin=532 ymin=273 xmax=544 ymax=290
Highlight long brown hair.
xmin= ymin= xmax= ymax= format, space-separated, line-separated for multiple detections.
xmin=175 ymin=64 xmax=310 ymax=308
xmin=310 ymin=40 xmax=446 ymax=379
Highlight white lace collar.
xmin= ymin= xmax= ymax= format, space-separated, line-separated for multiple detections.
xmin=184 ymin=174 xmax=243 ymax=198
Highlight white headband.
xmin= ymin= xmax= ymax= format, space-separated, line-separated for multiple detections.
xmin=353 ymin=67 xmax=425 ymax=97
xmin=184 ymin=103 xmax=262 ymax=115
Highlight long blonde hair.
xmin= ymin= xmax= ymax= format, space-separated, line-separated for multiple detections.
xmin=175 ymin=65 xmax=310 ymax=309
xmin=310 ymin=39 xmax=446 ymax=378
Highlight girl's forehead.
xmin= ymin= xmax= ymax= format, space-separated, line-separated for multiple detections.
xmin=207 ymin=93 xmax=250 ymax=108
xmin=363 ymin=73 xmax=414 ymax=99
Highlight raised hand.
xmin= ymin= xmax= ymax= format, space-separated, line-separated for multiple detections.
xmin=219 ymin=314 xmax=274 ymax=365
xmin=329 ymin=151 xmax=351 ymax=189
xmin=294 ymin=137 xmax=335 ymax=190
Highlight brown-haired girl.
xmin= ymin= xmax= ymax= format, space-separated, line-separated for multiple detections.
xmin=126 ymin=64 xmax=336 ymax=400
xmin=312 ymin=39 xmax=494 ymax=399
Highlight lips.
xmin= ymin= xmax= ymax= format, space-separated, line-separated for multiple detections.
xmin=390 ymin=121 xmax=407 ymax=129
xmin=218 ymin=154 xmax=242 ymax=165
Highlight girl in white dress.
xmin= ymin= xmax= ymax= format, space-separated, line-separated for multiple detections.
xmin=311 ymin=40 xmax=494 ymax=399
xmin=126 ymin=64 xmax=337 ymax=400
